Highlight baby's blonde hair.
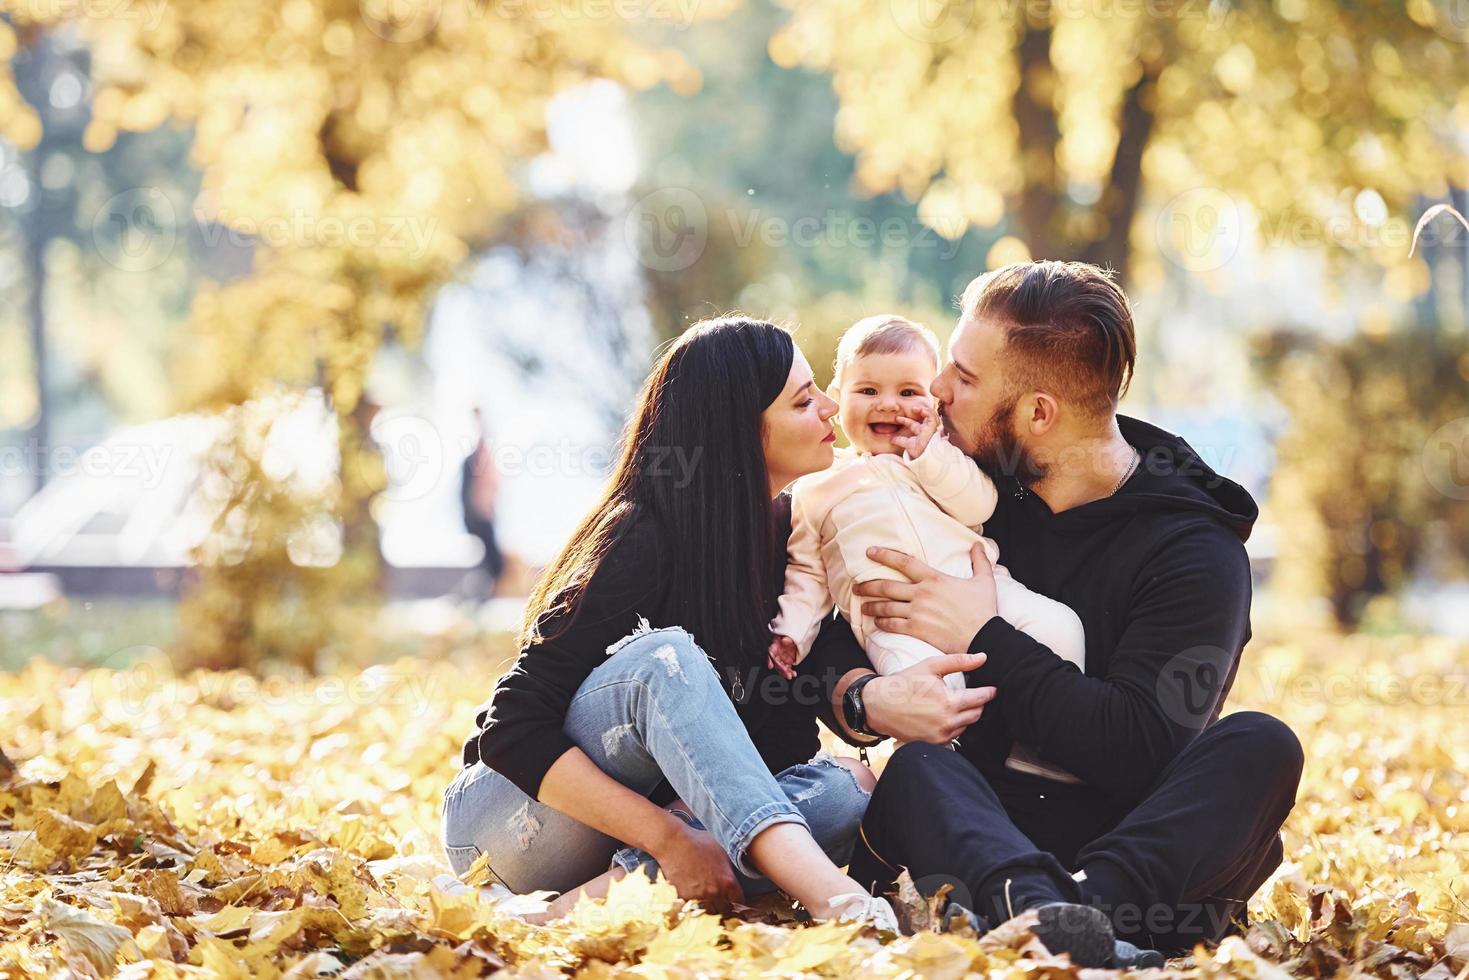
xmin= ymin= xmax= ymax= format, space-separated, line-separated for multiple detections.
xmin=833 ymin=314 xmax=941 ymax=385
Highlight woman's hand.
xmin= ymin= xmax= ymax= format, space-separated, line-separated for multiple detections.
xmin=651 ymin=818 xmax=744 ymax=911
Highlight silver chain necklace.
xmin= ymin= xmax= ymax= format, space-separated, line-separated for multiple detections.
xmin=1014 ymin=445 xmax=1142 ymax=500
xmin=1108 ymin=447 xmax=1141 ymax=497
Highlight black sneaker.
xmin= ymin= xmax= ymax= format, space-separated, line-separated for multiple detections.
xmin=938 ymin=900 xmax=983 ymax=936
xmin=940 ymin=899 xmax=1110 ymax=963
xmin=1028 ymin=902 xmax=1117 ymax=968
xmin=1114 ymin=938 xmax=1166 ymax=969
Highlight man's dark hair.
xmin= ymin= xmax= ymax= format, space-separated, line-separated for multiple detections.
xmin=960 ymin=260 xmax=1136 ymax=419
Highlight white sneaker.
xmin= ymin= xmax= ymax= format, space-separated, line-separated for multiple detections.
xmin=432 ymin=873 xmax=519 ymax=901
xmin=430 ymin=873 xmax=536 ymax=912
xmin=431 ymin=873 xmax=475 ymax=898
xmin=825 ymin=892 xmax=902 ymax=934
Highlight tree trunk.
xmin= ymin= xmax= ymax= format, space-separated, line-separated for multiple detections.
xmin=23 ymin=209 xmax=49 ymax=493
xmin=341 ymin=391 xmax=385 ymax=587
xmin=1080 ymin=58 xmax=1160 ymax=285
xmin=1011 ymin=21 xmax=1062 ymax=258
xmin=15 ymin=37 xmax=55 ymax=494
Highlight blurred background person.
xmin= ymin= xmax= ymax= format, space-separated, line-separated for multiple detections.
xmin=461 ymin=407 xmax=506 ymax=597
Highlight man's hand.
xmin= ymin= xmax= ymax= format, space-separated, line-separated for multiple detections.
xmin=892 ymin=404 xmax=939 ymax=459
xmin=854 ymin=542 xmax=999 ymax=653
xmin=856 ymin=655 xmax=996 ymax=743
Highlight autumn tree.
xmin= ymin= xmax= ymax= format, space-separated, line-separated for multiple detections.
xmin=1253 ymin=322 xmax=1469 ymax=627
xmin=0 ymin=0 xmax=712 ymax=667
xmin=769 ymin=0 xmax=1469 ymax=287
xmin=0 ymin=25 xmax=199 ymax=485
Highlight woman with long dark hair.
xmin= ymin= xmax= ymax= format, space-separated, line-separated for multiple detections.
xmin=443 ymin=316 xmax=897 ymax=925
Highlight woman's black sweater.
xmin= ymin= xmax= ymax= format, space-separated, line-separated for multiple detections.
xmin=461 ymin=496 xmax=834 ymax=802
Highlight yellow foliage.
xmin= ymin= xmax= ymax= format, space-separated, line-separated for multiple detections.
xmin=2 ymin=628 xmax=1467 ymax=976
xmin=771 ymin=0 xmax=1469 ymax=275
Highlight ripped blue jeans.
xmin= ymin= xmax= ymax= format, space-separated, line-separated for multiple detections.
xmin=441 ymin=625 xmax=871 ymax=896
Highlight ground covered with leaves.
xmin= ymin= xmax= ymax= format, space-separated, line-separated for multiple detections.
xmin=2 ymin=629 xmax=1467 ymax=977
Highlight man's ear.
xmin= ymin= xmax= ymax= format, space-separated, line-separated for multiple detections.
xmin=825 ymin=381 xmax=840 ymax=402
xmin=1028 ymin=392 xmax=1060 ymax=435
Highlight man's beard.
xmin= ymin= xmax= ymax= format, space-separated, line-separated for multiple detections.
xmin=951 ymin=395 xmax=1047 ymax=488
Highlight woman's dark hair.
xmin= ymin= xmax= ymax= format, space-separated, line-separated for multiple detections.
xmin=517 ymin=316 xmax=796 ymax=671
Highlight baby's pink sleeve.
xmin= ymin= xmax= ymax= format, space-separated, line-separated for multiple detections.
xmin=769 ymin=487 xmax=833 ymax=661
xmin=905 ymin=432 xmax=999 ymax=530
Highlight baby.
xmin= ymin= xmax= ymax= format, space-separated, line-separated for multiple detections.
xmin=768 ymin=315 xmax=1087 ymax=782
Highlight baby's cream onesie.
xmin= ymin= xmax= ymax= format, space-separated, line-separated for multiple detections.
xmin=771 ymin=434 xmax=1087 ymax=782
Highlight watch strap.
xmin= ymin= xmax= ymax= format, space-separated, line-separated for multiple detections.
xmin=845 ymin=672 xmax=882 ymax=738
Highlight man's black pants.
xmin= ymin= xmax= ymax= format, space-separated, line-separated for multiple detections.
xmin=849 ymin=711 xmax=1304 ymax=953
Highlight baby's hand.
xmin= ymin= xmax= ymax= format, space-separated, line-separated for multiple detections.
xmin=767 ymin=635 xmax=799 ymax=680
xmin=893 ymin=404 xmax=940 ymax=459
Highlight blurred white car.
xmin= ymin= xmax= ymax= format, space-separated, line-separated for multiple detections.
xmin=1 ymin=392 xmax=486 ymax=582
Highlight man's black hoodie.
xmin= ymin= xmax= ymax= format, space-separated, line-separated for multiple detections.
xmin=812 ymin=415 xmax=1258 ymax=804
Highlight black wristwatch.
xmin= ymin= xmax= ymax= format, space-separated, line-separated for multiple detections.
xmin=842 ymin=673 xmax=883 ymax=739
